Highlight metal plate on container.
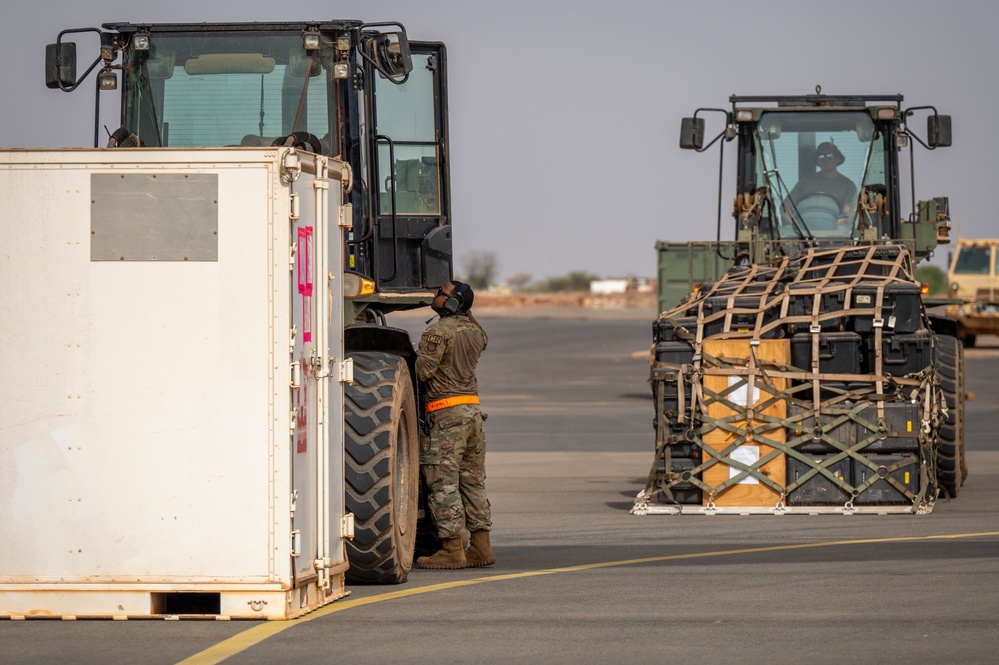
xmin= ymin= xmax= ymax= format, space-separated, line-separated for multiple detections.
xmin=91 ymin=173 xmax=218 ymax=261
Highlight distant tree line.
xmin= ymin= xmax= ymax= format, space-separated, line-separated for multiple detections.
xmin=536 ymin=271 xmax=601 ymax=293
xmin=457 ymin=250 xmax=499 ymax=290
xmin=457 ymin=249 xmax=950 ymax=297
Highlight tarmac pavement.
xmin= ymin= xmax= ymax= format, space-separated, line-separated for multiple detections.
xmin=2 ymin=313 xmax=997 ymax=665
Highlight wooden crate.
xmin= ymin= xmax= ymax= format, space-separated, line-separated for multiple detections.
xmin=701 ymin=339 xmax=789 ymax=506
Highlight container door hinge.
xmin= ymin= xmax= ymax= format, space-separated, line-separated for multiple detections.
xmin=339 ymin=203 xmax=353 ymax=229
xmin=340 ymin=162 xmax=353 ymax=194
xmin=340 ymin=358 xmax=354 ymax=384
xmin=281 ymin=149 xmax=301 ymax=183
xmin=290 ymin=530 xmax=301 ymax=557
xmin=313 ymin=557 xmax=332 ymax=590
xmin=341 ymin=513 xmax=355 ymax=540
xmin=289 ymin=192 xmax=300 ymax=221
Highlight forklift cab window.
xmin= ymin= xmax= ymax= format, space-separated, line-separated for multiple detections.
xmin=373 ymin=53 xmax=441 ymax=216
xmin=754 ymin=111 xmax=883 ymax=239
xmin=123 ymin=32 xmax=330 ymax=150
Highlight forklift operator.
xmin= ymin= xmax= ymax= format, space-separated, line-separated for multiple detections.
xmin=781 ymin=142 xmax=857 ymax=228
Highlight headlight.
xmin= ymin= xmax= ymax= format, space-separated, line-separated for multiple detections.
xmin=343 ymin=272 xmax=375 ymax=297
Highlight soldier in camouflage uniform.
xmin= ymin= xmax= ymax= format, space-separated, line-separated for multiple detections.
xmin=415 ymin=281 xmax=495 ymax=570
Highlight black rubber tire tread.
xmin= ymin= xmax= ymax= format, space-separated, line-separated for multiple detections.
xmin=957 ymin=339 xmax=969 ymax=483
xmin=344 ymin=352 xmax=419 ymax=584
xmin=934 ymin=335 xmax=966 ymax=496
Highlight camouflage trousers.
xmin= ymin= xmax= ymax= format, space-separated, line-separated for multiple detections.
xmin=420 ymin=403 xmax=492 ymax=539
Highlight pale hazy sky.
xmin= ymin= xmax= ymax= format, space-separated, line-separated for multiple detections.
xmin=3 ymin=0 xmax=994 ymax=281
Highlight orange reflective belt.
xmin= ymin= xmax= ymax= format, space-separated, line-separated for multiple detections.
xmin=425 ymin=395 xmax=480 ymax=412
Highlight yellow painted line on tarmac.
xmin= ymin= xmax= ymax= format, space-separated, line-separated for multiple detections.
xmin=177 ymin=530 xmax=999 ymax=665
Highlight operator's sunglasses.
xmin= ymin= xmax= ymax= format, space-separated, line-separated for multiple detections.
xmin=436 ymin=288 xmax=447 ymax=298
xmin=817 ymin=152 xmax=836 ymax=158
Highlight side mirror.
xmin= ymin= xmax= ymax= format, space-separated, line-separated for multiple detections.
xmin=45 ymin=42 xmax=77 ymax=89
xmin=368 ymin=32 xmax=412 ymax=79
xmin=928 ymin=114 xmax=952 ymax=148
xmin=855 ymin=120 xmax=874 ymax=143
xmin=680 ymin=117 xmax=704 ymax=150
xmin=145 ymin=48 xmax=176 ymax=79
xmin=289 ymin=47 xmax=321 ymax=77
xmin=759 ymin=117 xmax=781 ymax=140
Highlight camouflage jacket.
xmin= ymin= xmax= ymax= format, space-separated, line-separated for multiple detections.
xmin=416 ymin=314 xmax=488 ymax=401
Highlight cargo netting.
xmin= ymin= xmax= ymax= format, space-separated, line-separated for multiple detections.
xmin=634 ymin=244 xmax=944 ymax=515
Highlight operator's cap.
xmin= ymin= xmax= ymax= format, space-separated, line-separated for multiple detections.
xmin=814 ymin=142 xmax=845 ymax=166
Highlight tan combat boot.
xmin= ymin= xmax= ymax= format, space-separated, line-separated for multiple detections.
xmin=416 ymin=537 xmax=468 ymax=570
xmin=465 ymin=530 xmax=496 ymax=567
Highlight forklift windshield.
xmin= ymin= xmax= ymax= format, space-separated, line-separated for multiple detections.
xmin=753 ymin=111 xmax=886 ymax=240
xmin=121 ymin=31 xmax=331 ymax=150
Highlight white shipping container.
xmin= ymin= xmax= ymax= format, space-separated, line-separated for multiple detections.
xmin=0 ymin=148 xmax=350 ymax=619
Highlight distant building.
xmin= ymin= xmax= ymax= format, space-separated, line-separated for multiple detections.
xmin=590 ymin=279 xmax=630 ymax=295
xmin=633 ymin=278 xmax=655 ymax=294
xmin=590 ymin=277 xmax=656 ymax=295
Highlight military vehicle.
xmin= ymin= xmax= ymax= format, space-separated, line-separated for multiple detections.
xmin=634 ymin=91 xmax=966 ymax=515
xmin=944 ymin=238 xmax=999 ymax=347
xmin=1 ymin=19 xmax=451 ymax=618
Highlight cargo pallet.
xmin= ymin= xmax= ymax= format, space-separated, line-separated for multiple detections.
xmin=634 ymin=245 xmax=944 ymax=516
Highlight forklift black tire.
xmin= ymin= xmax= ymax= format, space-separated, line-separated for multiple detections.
xmin=934 ymin=334 xmax=967 ymax=496
xmin=344 ymin=352 xmax=419 ymax=584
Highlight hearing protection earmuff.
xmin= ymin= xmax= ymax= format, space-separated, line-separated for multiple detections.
xmin=443 ymin=281 xmax=473 ymax=315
